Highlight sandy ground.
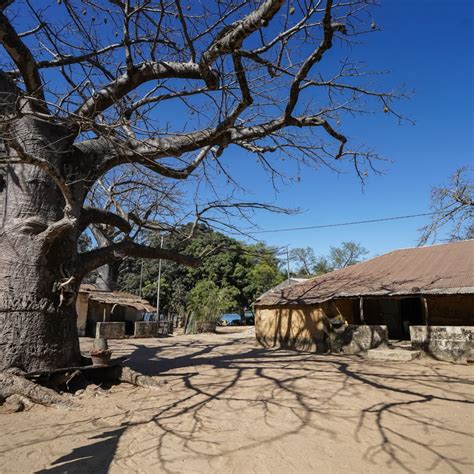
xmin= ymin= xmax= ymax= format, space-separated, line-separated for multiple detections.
xmin=0 ymin=327 xmax=473 ymax=474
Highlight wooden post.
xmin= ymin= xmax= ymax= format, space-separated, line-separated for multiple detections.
xmin=422 ymin=297 xmax=429 ymax=326
xmin=359 ymin=297 xmax=365 ymax=324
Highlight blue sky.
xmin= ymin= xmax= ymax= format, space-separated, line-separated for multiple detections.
xmin=225 ymin=0 xmax=473 ymax=258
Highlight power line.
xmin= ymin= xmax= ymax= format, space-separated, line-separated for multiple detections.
xmin=250 ymin=212 xmax=436 ymax=234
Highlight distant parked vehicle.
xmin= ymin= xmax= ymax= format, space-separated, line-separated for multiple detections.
xmin=218 ymin=312 xmax=255 ymax=326
xmin=218 ymin=313 xmax=242 ymax=326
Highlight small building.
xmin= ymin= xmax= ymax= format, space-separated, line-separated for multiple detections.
xmin=76 ymin=284 xmax=156 ymax=337
xmin=254 ymin=240 xmax=474 ymax=352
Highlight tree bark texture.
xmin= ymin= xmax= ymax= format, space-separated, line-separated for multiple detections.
xmin=95 ymin=262 xmax=121 ymax=292
xmin=0 ymin=114 xmax=86 ymax=372
xmin=0 ymin=108 xmax=195 ymax=372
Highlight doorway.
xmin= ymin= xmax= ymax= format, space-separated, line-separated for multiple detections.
xmin=364 ymin=297 xmax=423 ymax=340
xmin=400 ymin=297 xmax=423 ymax=339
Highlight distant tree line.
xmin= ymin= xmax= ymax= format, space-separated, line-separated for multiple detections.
xmin=117 ymin=225 xmax=285 ymax=320
xmin=115 ymin=227 xmax=370 ymax=324
xmin=289 ymin=241 xmax=369 ymax=278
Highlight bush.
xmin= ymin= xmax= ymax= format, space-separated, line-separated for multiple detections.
xmin=187 ymin=281 xmax=234 ymax=321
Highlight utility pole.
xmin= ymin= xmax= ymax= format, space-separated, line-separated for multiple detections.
xmin=286 ymin=245 xmax=290 ymax=285
xmin=156 ymin=235 xmax=164 ymax=320
xmin=286 ymin=245 xmax=291 ymax=284
xmin=139 ymin=259 xmax=144 ymax=297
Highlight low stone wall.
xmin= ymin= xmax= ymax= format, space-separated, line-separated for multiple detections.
xmin=410 ymin=326 xmax=473 ymax=363
xmin=256 ymin=324 xmax=387 ymax=354
xmin=134 ymin=322 xmax=158 ymax=338
xmin=186 ymin=320 xmax=217 ymax=334
xmin=343 ymin=325 xmax=388 ymax=354
xmin=332 ymin=325 xmax=388 ymax=354
xmin=95 ymin=322 xmax=125 ymax=339
xmin=132 ymin=321 xmax=173 ymax=338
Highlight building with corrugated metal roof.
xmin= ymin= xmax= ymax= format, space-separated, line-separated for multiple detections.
xmin=76 ymin=284 xmax=156 ymax=337
xmin=254 ymin=240 xmax=474 ymax=351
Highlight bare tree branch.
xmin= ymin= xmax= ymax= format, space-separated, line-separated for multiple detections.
xmin=0 ymin=10 xmax=46 ymax=109
xmin=74 ymin=61 xmax=215 ymax=121
xmin=419 ymin=166 xmax=473 ymax=245
xmin=79 ymin=206 xmax=132 ymax=234
xmin=199 ymin=0 xmax=285 ymax=86
xmin=78 ymin=238 xmax=199 ymax=278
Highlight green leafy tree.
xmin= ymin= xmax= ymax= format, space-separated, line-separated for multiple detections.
xmin=117 ymin=225 xmax=284 ymax=320
xmin=187 ymin=281 xmax=235 ymax=321
xmin=313 ymin=256 xmax=334 ymax=276
xmin=245 ymin=261 xmax=285 ymax=302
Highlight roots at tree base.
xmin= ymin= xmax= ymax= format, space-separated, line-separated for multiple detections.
xmin=0 ymin=366 xmax=162 ymax=411
xmin=0 ymin=372 xmax=78 ymax=411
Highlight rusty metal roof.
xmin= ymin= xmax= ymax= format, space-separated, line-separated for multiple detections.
xmin=258 ymin=278 xmax=309 ymax=299
xmin=79 ymin=285 xmax=155 ymax=312
xmin=255 ymin=240 xmax=474 ymax=306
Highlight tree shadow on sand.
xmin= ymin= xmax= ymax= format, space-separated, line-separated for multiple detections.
xmin=36 ymin=425 xmax=128 ymax=473
xmin=10 ymin=333 xmax=473 ymax=473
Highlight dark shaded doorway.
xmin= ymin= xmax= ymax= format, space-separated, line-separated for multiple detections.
xmin=400 ymin=297 xmax=423 ymax=339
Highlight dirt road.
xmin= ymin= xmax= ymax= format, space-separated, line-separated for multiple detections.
xmin=1 ymin=327 xmax=473 ymax=473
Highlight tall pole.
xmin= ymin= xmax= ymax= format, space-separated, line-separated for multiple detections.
xmin=139 ymin=259 xmax=144 ymax=297
xmin=156 ymin=235 xmax=164 ymax=320
xmin=286 ymin=245 xmax=290 ymax=284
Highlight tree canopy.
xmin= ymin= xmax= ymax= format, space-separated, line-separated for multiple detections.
xmin=118 ymin=225 xmax=284 ymax=317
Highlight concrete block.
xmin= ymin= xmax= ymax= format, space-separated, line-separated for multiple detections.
xmin=410 ymin=326 xmax=473 ymax=363
xmin=96 ymin=322 xmax=125 ymax=339
xmin=134 ymin=321 xmax=158 ymax=338
xmin=367 ymin=348 xmax=421 ymax=362
xmin=158 ymin=321 xmax=173 ymax=335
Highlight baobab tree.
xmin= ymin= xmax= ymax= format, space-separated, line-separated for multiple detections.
xmin=0 ymin=0 xmax=403 ymax=375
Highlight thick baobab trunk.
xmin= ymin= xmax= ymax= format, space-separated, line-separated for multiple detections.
xmin=95 ymin=262 xmax=121 ymax=292
xmin=0 ymin=118 xmax=84 ymax=373
xmin=90 ymin=225 xmax=121 ymax=292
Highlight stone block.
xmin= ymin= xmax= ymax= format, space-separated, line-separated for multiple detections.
xmin=337 ymin=325 xmax=388 ymax=354
xmin=367 ymin=348 xmax=421 ymax=362
xmin=158 ymin=321 xmax=173 ymax=335
xmin=410 ymin=326 xmax=473 ymax=363
xmin=134 ymin=321 xmax=158 ymax=338
xmin=96 ymin=322 xmax=125 ymax=339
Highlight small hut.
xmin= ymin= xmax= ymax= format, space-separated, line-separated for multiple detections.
xmin=76 ymin=284 xmax=156 ymax=337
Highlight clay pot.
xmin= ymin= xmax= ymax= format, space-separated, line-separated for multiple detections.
xmin=90 ymin=350 xmax=112 ymax=366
